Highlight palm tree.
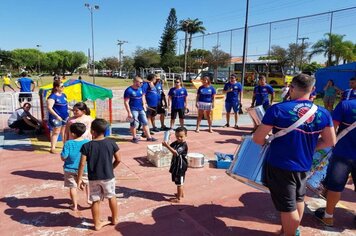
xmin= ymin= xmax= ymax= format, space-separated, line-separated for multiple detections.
xmin=335 ymin=40 xmax=355 ymax=64
xmin=179 ymin=18 xmax=206 ymax=77
xmin=309 ymin=33 xmax=354 ymax=66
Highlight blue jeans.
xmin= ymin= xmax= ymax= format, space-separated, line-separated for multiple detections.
xmin=130 ymin=110 xmax=148 ymax=128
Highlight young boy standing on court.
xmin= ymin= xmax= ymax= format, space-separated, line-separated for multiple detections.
xmin=61 ymin=123 xmax=90 ymax=211
xmin=162 ymin=126 xmax=188 ymax=203
xmin=77 ymin=118 xmax=121 ymax=231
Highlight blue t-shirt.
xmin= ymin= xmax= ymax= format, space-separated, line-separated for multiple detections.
xmin=197 ymin=85 xmax=216 ymax=103
xmin=253 ymin=85 xmax=274 ymax=106
xmin=124 ymin=86 xmax=144 ymax=111
xmin=48 ymin=93 xmax=69 ymax=121
xmin=142 ymin=82 xmax=159 ymax=107
xmin=262 ymin=100 xmax=333 ymax=171
xmin=223 ymin=82 xmax=242 ymax=103
xmin=341 ymin=89 xmax=356 ymax=101
xmin=168 ymin=87 xmax=188 ymax=109
xmin=17 ymin=77 xmax=34 ymax=92
xmin=61 ymin=139 xmax=90 ymax=173
xmin=332 ymin=99 xmax=356 ymax=160
xmin=155 ymin=81 xmax=164 ymax=101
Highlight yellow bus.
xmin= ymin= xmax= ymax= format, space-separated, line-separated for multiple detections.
xmin=233 ymin=60 xmax=294 ymax=86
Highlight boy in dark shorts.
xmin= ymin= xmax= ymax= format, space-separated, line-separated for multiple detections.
xmin=162 ymin=127 xmax=188 ymax=203
xmin=61 ymin=123 xmax=90 ymax=211
xmin=77 ymin=119 xmax=121 ymax=231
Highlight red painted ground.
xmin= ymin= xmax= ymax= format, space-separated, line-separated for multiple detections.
xmin=0 ymin=125 xmax=355 ymax=236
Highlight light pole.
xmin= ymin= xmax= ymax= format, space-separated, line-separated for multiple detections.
xmin=298 ymin=37 xmax=309 ymax=72
xmin=85 ymin=3 xmax=99 ymax=84
xmin=36 ymin=44 xmax=41 ymax=74
xmin=241 ymin=0 xmax=250 ymax=89
xmin=182 ymin=20 xmax=190 ymax=82
xmin=117 ymin=40 xmax=128 ymax=77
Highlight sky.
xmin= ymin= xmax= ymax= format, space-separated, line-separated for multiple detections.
xmin=1 ymin=0 xmax=356 ymax=62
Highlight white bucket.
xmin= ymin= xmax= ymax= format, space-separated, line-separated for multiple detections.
xmin=187 ymin=153 xmax=205 ymax=168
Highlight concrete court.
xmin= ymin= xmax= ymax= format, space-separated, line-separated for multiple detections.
xmin=0 ymin=114 xmax=355 ymax=236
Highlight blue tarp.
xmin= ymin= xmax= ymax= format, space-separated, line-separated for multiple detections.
xmin=315 ymin=62 xmax=356 ymax=93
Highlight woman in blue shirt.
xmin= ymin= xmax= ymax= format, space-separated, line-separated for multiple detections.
xmin=47 ymin=80 xmax=69 ymax=154
xmin=195 ymin=76 xmax=216 ymax=133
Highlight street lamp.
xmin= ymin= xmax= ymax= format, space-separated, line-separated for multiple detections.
xmin=117 ymin=40 xmax=128 ymax=77
xmin=36 ymin=44 xmax=41 ymax=74
xmin=85 ymin=3 xmax=99 ymax=84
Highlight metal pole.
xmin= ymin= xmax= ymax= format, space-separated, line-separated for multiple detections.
xmin=268 ymin=23 xmax=272 ymax=57
xmin=85 ymin=3 xmax=99 ymax=84
xmin=241 ymin=0 xmax=249 ymax=89
xmin=297 ymin=37 xmax=309 ymax=71
xmin=295 ymin=17 xmax=300 ymax=71
xmin=36 ymin=44 xmax=41 ymax=74
xmin=328 ymin=12 xmax=333 ymax=66
xmin=117 ymin=40 xmax=128 ymax=76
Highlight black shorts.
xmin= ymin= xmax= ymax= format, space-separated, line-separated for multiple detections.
xmin=156 ymin=101 xmax=165 ymax=114
xmin=265 ymin=164 xmax=307 ymax=212
xmin=172 ymin=174 xmax=185 ymax=186
xmin=18 ymin=93 xmax=32 ymax=103
xmin=146 ymin=106 xmax=157 ymax=117
xmin=171 ymin=108 xmax=185 ymax=119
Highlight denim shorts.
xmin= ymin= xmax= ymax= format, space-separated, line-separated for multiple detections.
xmin=49 ymin=118 xmax=66 ymax=128
xmin=325 ymin=155 xmax=356 ymax=192
xmin=130 ymin=110 xmax=148 ymax=127
xmin=225 ymin=102 xmax=239 ymax=113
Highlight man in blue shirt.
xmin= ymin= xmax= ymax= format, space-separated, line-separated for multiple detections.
xmin=315 ymin=98 xmax=356 ymax=227
xmin=253 ymin=74 xmax=336 ymax=236
xmin=124 ymin=76 xmax=157 ymax=143
xmin=168 ymin=79 xmax=188 ymax=130
xmin=251 ymin=75 xmax=274 ymax=111
xmin=154 ymin=75 xmax=168 ymax=130
xmin=15 ymin=72 xmax=36 ymax=105
xmin=341 ymin=77 xmax=356 ymax=101
xmin=223 ymin=74 xmax=242 ymax=129
xmin=142 ymin=74 xmax=160 ymax=132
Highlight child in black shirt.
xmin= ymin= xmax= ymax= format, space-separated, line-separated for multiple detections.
xmin=162 ymin=126 xmax=188 ymax=203
xmin=77 ymin=118 xmax=121 ymax=231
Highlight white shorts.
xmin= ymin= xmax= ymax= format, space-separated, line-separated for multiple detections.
xmin=64 ymin=171 xmax=88 ymax=188
xmin=89 ymin=178 xmax=116 ymax=202
xmin=198 ymin=102 xmax=213 ymax=111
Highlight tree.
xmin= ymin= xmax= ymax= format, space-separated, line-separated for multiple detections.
xmin=335 ymin=40 xmax=355 ymax=64
xmin=309 ymin=33 xmax=355 ymax=66
xmin=101 ymin=57 xmax=119 ymax=70
xmin=302 ymin=62 xmax=323 ymax=73
xmin=12 ymin=49 xmax=39 ymax=72
xmin=189 ymin=49 xmax=210 ymax=69
xmin=133 ymin=47 xmax=161 ymax=69
xmin=288 ymin=42 xmax=310 ymax=70
xmin=122 ymin=56 xmax=135 ymax=74
xmin=269 ymin=45 xmax=290 ymax=68
xmin=159 ymin=8 xmax=178 ymax=59
xmin=205 ymin=46 xmax=230 ymax=83
xmin=0 ymin=49 xmax=13 ymax=68
xmin=178 ymin=18 xmax=206 ymax=76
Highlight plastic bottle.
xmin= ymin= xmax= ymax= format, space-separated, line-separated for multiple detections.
xmin=163 ymin=130 xmax=171 ymax=142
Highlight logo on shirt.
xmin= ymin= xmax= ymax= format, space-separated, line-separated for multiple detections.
xmin=291 ymin=103 xmax=315 ymax=124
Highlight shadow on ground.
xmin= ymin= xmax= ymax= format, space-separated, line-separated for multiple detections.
xmin=115 ymin=192 xmax=279 ymax=235
xmin=11 ymin=170 xmax=64 ymax=181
